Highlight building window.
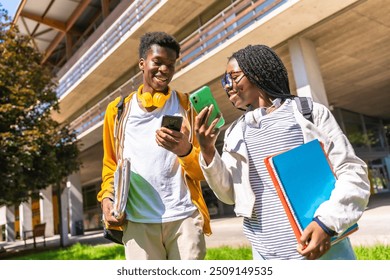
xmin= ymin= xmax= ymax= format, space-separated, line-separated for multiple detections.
xmin=342 ymin=110 xmax=367 ymax=149
xmin=364 ymin=116 xmax=385 ymax=151
xmin=82 ymin=184 xmax=100 ymax=211
xmin=82 ymin=183 xmax=102 ymax=230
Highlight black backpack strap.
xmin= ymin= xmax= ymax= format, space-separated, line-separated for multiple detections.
xmin=113 ymin=95 xmax=126 ymax=140
xmin=116 ymin=96 xmax=125 ymax=120
xmin=294 ymin=96 xmax=314 ymax=123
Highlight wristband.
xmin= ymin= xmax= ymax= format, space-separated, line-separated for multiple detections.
xmin=179 ymin=144 xmax=193 ymax=157
xmin=313 ymin=216 xmax=337 ymax=237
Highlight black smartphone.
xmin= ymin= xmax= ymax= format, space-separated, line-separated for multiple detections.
xmin=161 ymin=115 xmax=183 ymax=132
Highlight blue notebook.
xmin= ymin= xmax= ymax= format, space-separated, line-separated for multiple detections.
xmin=264 ymin=139 xmax=358 ymax=245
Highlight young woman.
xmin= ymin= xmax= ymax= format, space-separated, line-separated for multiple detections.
xmin=194 ymin=44 xmax=370 ymax=260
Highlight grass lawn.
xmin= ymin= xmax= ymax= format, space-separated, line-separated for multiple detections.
xmin=8 ymin=243 xmax=390 ymax=260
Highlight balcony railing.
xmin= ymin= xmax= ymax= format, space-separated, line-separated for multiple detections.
xmin=69 ymin=72 xmax=143 ymax=134
xmin=69 ymin=0 xmax=286 ymax=135
xmin=57 ymin=0 xmax=161 ymax=99
xmin=177 ymin=0 xmax=284 ymax=70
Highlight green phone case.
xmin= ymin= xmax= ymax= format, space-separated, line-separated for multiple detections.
xmin=189 ymin=86 xmax=225 ymax=129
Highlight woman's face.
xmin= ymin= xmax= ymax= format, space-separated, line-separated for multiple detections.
xmin=223 ymin=58 xmax=262 ymax=109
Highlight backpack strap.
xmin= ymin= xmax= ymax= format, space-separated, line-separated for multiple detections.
xmin=113 ymin=93 xmax=134 ymax=157
xmin=116 ymin=95 xmax=125 ymax=121
xmin=294 ymin=96 xmax=314 ymax=123
xmin=113 ymin=95 xmax=125 ymax=140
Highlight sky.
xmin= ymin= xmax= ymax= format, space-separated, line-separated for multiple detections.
xmin=0 ymin=0 xmax=22 ymax=18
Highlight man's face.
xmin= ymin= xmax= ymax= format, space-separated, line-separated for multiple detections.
xmin=139 ymin=44 xmax=177 ymax=93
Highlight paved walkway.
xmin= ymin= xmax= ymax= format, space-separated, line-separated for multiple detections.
xmin=348 ymin=190 xmax=390 ymax=246
xmin=1 ymin=191 xmax=389 ymax=258
xmin=206 ymin=191 xmax=390 ymax=248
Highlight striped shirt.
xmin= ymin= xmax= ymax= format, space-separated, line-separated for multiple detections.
xmin=243 ymin=99 xmax=305 ymax=260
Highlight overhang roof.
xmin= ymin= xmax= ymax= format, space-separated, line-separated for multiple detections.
xmin=13 ymin=0 xmax=106 ymax=69
xmin=12 ymin=0 xmax=390 ymax=122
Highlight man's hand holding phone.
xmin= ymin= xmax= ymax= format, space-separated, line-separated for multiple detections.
xmin=156 ymin=115 xmax=192 ymax=157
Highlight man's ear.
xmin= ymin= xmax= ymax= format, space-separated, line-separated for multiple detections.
xmin=139 ymin=58 xmax=144 ymax=71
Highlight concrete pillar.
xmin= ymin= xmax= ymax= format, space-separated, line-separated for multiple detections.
xmin=40 ymin=186 xmax=55 ymax=237
xmin=67 ymin=173 xmax=84 ymax=236
xmin=384 ymin=156 xmax=390 ymax=188
xmin=19 ymin=199 xmax=32 ymax=240
xmin=288 ymin=37 xmax=330 ymax=107
xmin=60 ymin=184 xmax=70 ymax=246
xmin=3 ymin=206 xmax=15 ymax=242
xmin=0 ymin=206 xmax=6 ymax=241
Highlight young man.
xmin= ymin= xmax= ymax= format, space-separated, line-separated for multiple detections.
xmin=97 ymin=32 xmax=210 ymax=260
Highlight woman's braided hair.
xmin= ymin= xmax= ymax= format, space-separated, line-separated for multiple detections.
xmin=231 ymin=44 xmax=294 ymax=100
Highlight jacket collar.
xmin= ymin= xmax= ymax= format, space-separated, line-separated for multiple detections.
xmin=223 ymin=116 xmax=248 ymax=159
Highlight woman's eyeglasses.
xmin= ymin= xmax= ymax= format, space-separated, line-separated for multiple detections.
xmin=221 ymin=71 xmax=245 ymax=95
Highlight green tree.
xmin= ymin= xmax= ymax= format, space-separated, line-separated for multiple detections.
xmin=0 ymin=7 xmax=80 ymax=206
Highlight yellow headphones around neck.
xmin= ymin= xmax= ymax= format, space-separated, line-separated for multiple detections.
xmin=137 ymin=84 xmax=171 ymax=108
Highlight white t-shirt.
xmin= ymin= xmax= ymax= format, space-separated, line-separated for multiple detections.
xmin=123 ymin=92 xmax=196 ymax=223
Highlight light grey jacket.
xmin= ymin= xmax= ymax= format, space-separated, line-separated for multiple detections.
xmin=200 ymin=101 xmax=370 ymax=234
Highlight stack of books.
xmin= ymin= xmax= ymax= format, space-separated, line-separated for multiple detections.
xmin=264 ymin=139 xmax=358 ymax=245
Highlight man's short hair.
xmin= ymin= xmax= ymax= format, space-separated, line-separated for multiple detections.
xmin=139 ymin=31 xmax=180 ymax=59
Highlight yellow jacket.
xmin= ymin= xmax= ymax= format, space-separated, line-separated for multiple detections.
xmin=97 ymin=90 xmax=211 ymax=235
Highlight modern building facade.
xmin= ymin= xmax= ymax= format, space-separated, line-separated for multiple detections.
xmin=1 ymin=0 xmax=389 ymax=243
